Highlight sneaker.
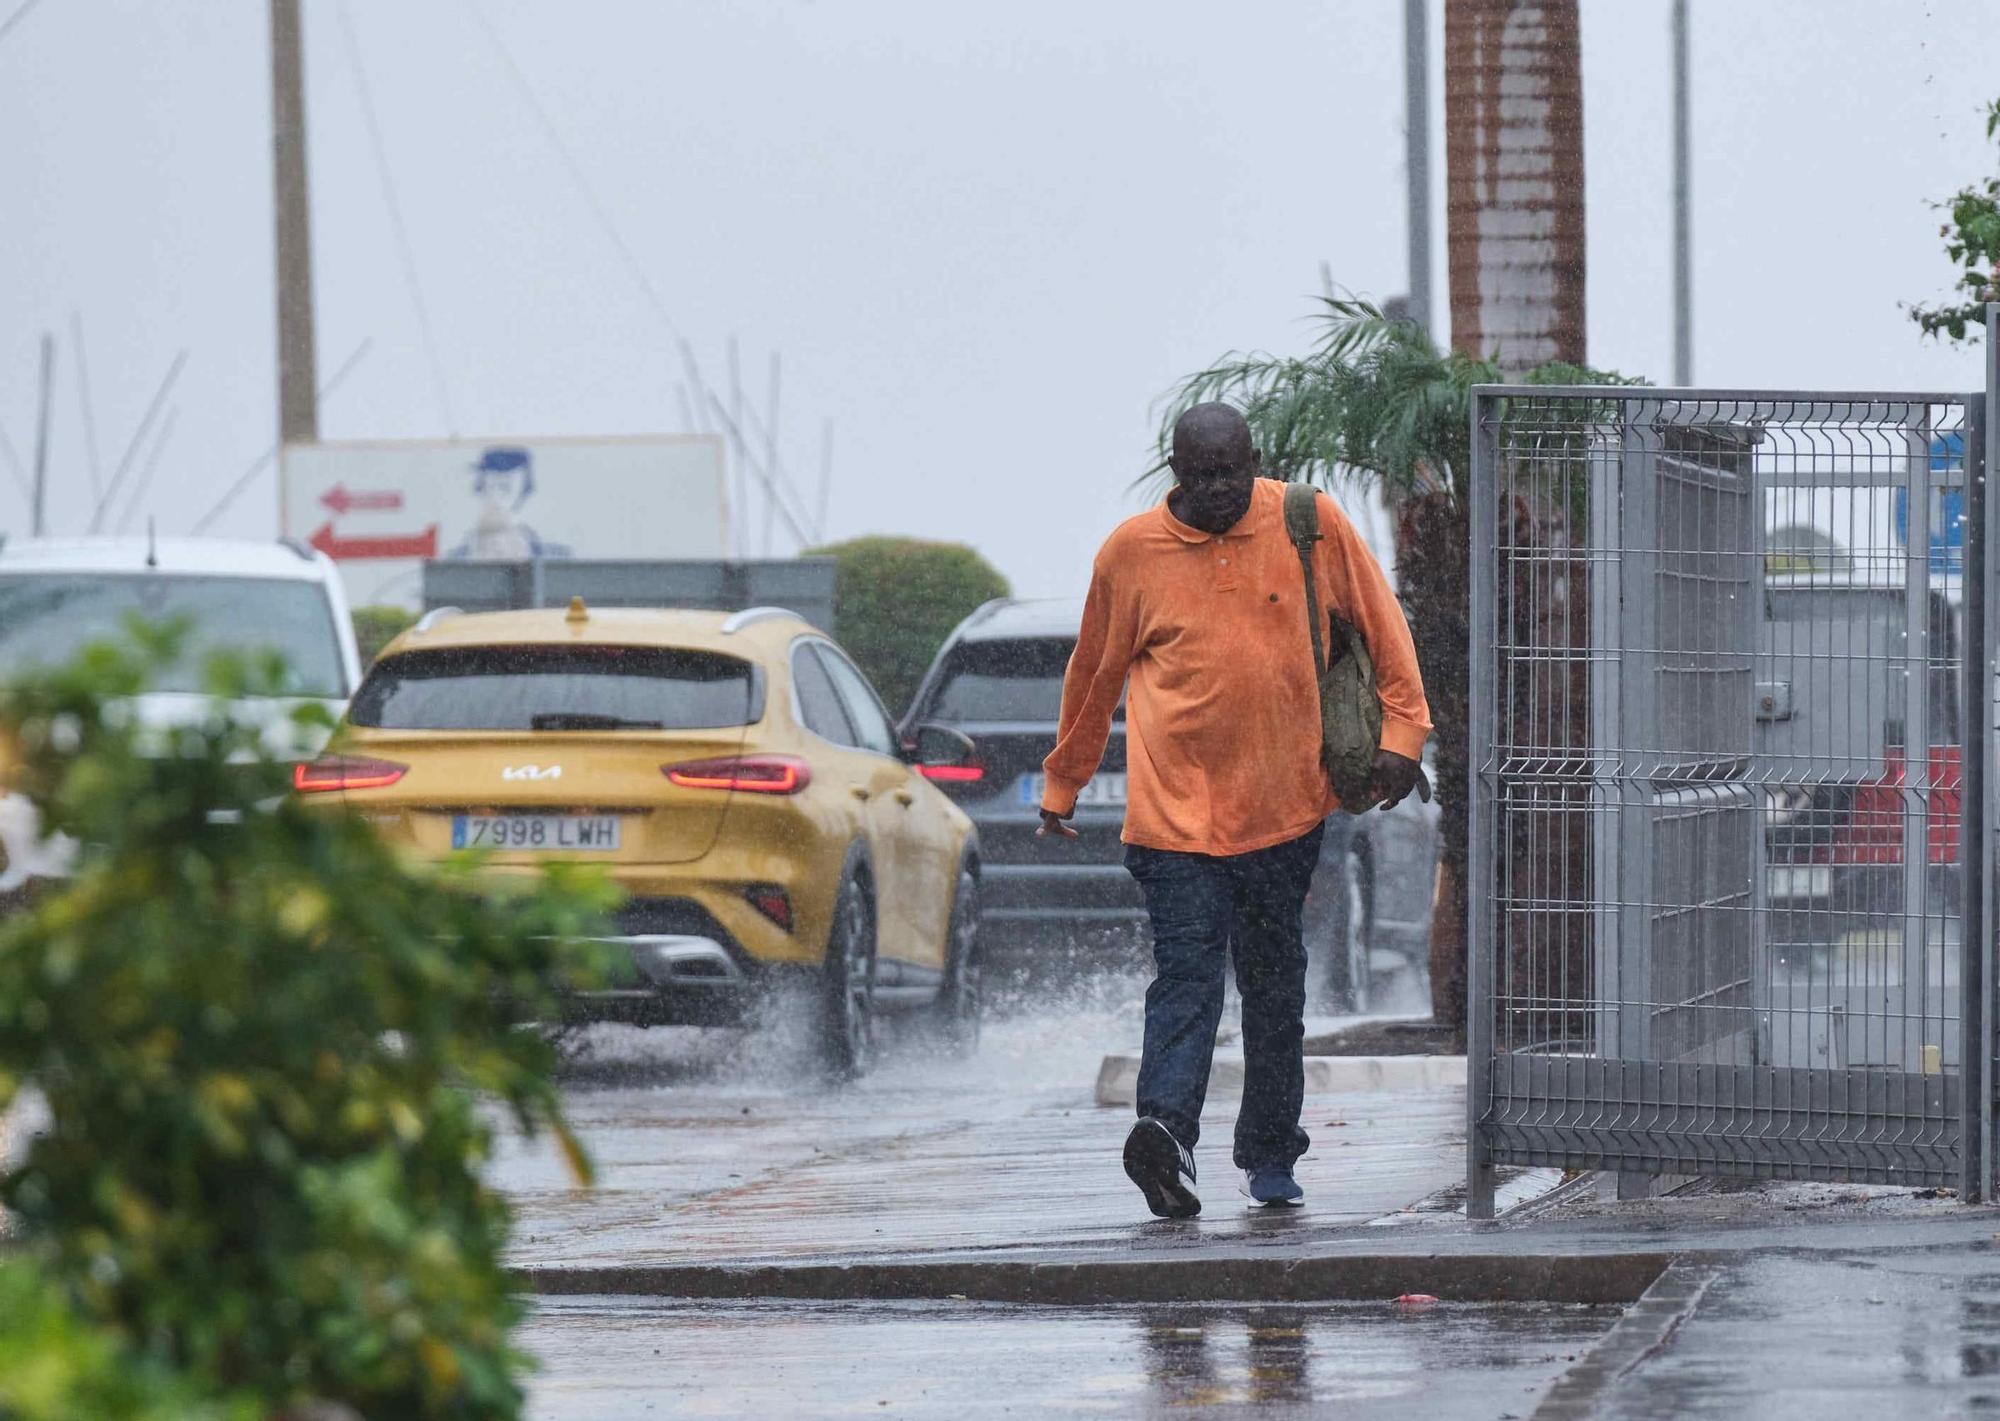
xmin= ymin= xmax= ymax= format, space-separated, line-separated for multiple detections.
xmin=1123 ymin=1117 xmax=1201 ymax=1219
xmin=1241 ymin=1166 xmax=1304 ymax=1207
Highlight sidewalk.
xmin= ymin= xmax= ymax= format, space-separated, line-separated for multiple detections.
xmin=496 ymin=1069 xmax=1471 ymax=1276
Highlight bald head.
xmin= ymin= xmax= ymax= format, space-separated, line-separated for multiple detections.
xmin=1167 ymin=402 xmax=1260 ymax=535
xmin=1171 ymin=403 xmax=1256 ymax=469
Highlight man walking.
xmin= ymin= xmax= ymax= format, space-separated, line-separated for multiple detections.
xmin=1038 ymin=403 xmax=1430 ymax=1216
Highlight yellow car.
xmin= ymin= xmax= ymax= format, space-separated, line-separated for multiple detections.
xmin=295 ymin=600 xmax=983 ymax=1074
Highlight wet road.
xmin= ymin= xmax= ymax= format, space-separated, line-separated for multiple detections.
xmin=521 ymin=1296 xmax=1615 ymax=1419
xmin=1571 ymin=1245 xmax=2000 ymax=1419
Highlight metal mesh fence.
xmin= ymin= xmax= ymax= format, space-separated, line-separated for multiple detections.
xmin=1466 ymin=390 xmax=1985 ymax=1211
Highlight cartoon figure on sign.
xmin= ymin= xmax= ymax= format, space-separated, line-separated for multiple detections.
xmin=449 ymin=446 xmax=571 ymax=560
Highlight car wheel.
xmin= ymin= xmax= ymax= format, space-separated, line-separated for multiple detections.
xmin=819 ymin=871 xmax=878 ymax=1078
xmin=925 ymin=868 xmax=982 ymax=1055
xmin=1325 ymin=845 xmax=1374 ymax=1014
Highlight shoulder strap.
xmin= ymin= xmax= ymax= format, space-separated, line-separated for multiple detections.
xmin=1283 ymin=482 xmax=1327 ymax=676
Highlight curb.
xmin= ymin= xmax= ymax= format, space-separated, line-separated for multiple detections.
xmin=1529 ymin=1258 xmax=1719 ymax=1419
xmin=1093 ymin=1053 xmax=1468 ymax=1108
xmin=519 ymin=1250 xmax=1669 ymax=1307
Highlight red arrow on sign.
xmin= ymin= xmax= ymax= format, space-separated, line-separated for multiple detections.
xmin=308 ymin=522 xmax=439 ymax=561
xmin=320 ymin=483 xmax=405 ymax=516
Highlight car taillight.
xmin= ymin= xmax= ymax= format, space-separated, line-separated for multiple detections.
xmin=917 ymin=764 xmax=984 ymax=783
xmin=744 ymin=884 xmax=794 ymax=931
xmin=664 ymin=755 xmax=812 ymax=795
xmin=292 ymin=755 xmax=408 ymax=794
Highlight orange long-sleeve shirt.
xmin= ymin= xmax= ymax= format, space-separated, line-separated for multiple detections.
xmin=1042 ymin=478 xmax=1432 ymax=857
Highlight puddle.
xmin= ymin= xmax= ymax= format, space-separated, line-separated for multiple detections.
xmin=523 ymin=1296 xmax=1617 ymax=1419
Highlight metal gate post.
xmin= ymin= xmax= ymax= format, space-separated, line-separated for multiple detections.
xmin=1901 ymin=408 xmax=1932 ymax=1075
xmin=1972 ymin=306 xmax=2000 ymax=1200
xmin=1466 ymin=389 xmax=1500 ymax=1221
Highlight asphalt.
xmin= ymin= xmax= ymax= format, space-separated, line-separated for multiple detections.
xmin=496 ymin=1000 xmax=2000 ymax=1417
xmin=1540 ymin=1244 xmax=2000 ymax=1419
xmin=519 ymin=1296 xmax=1618 ymax=1419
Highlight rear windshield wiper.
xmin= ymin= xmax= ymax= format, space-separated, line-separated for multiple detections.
xmin=529 ymin=712 xmax=665 ymax=731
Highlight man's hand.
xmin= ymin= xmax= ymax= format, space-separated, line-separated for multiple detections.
xmin=1037 ymin=808 xmax=1080 ymax=840
xmin=1361 ymin=750 xmax=1424 ymax=812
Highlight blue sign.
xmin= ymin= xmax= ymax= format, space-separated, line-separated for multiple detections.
xmin=1892 ymin=432 xmax=1966 ymax=574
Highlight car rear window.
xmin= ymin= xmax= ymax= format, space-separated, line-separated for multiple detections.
xmin=349 ymin=645 xmax=760 ymax=731
xmin=0 ymin=573 xmax=348 ymax=697
xmin=924 ymin=638 xmax=1122 ymax=724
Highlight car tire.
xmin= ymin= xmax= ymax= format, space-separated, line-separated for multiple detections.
xmin=818 ymin=869 xmax=878 ymax=1079
xmin=1325 ymin=843 xmax=1374 ymax=1014
xmin=924 ymin=867 xmax=983 ymax=1055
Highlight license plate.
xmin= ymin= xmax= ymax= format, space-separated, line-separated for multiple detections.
xmin=452 ymin=815 xmax=622 ymax=851
xmin=1018 ymin=772 xmax=1127 ymax=808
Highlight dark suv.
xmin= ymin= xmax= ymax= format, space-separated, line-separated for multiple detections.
xmin=901 ymin=599 xmax=1144 ymax=963
xmin=904 ymin=598 xmax=1440 ymax=1008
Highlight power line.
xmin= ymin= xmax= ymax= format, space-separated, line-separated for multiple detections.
xmin=816 ymin=419 xmax=833 ymax=546
xmin=0 ymin=0 xmax=47 ymax=50
xmin=335 ymin=0 xmax=458 ymax=434
xmin=728 ymin=335 xmax=745 ymax=558
xmin=30 ymin=332 xmax=53 ymax=535
xmin=703 ymin=391 xmax=814 ymax=548
xmin=762 ymin=351 xmax=780 ymax=556
xmin=91 ymin=350 xmax=186 ymax=534
xmin=674 ymin=383 xmax=702 ymax=435
xmin=735 ymin=392 xmax=817 ymax=535
xmin=70 ymin=309 xmax=104 ymax=503
xmin=115 ymin=406 xmax=179 ymax=536
xmin=192 ymin=339 xmax=371 ymax=534
xmin=0 ymin=417 xmax=27 ymax=505
xmin=461 ymin=0 xmax=688 ymax=346
xmin=462 ymin=1 xmax=823 ymax=546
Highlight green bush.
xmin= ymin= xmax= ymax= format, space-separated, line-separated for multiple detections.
xmin=0 ymin=625 xmax=614 ymax=1419
xmin=0 ymin=1260 xmax=255 ymax=1421
xmin=1911 ymin=97 xmax=2000 ymax=344
xmin=804 ymin=537 xmax=1011 ymax=716
xmin=350 ymin=605 xmax=418 ymax=666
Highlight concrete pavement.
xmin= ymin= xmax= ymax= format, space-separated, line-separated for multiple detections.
xmin=495 ymin=1009 xmax=1475 ymax=1277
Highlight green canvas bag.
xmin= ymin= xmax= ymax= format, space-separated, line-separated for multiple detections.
xmin=1282 ymin=481 xmax=1429 ymax=808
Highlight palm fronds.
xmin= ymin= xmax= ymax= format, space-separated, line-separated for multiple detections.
xmin=1158 ymin=292 xmax=1636 ymax=509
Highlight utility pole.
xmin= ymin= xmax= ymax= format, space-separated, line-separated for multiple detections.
xmin=1671 ymin=0 xmax=1692 ymax=384
xmin=270 ymin=0 xmax=319 ymax=448
xmin=30 ymin=332 xmax=52 ymax=536
xmin=1404 ymin=0 xmax=1432 ymax=336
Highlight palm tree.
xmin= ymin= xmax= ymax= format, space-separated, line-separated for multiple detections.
xmin=1445 ymin=0 xmax=1588 ymax=368
xmin=1164 ymin=295 xmax=1635 ymax=1043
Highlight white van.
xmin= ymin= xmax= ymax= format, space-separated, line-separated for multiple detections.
xmin=0 ymin=536 xmax=361 ymax=902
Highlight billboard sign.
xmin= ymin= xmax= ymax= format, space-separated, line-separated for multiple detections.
xmin=281 ymin=435 xmax=729 ymax=606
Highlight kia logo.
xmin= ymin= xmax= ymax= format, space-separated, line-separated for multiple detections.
xmin=502 ymin=765 xmax=563 ymax=781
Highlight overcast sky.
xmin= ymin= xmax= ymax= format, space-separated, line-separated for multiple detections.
xmin=3 ymin=0 xmax=1997 ymax=599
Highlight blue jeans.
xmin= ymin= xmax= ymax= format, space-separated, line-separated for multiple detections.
xmin=1125 ymin=823 xmax=1325 ymax=1172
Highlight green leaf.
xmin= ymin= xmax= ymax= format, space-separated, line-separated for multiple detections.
xmin=0 ymin=627 xmax=602 ymax=1418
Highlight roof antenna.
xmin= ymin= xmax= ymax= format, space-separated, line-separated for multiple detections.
xmin=145 ymin=516 xmax=159 ymax=569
